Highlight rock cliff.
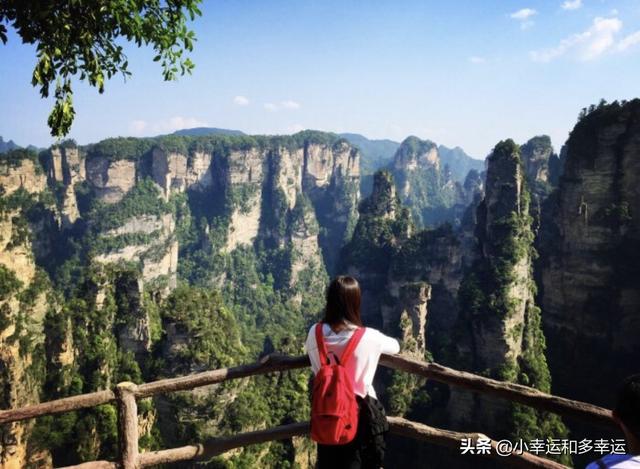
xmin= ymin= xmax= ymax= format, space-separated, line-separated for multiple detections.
xmin=540 ymin=99 xmax=640 ymax=408
xmin=341 ymin=170 xmax=466 ymax=415
xmin=447 ymin=140 xmax=566 ymax=449
xmin=0 ymin=132 xmax=360 ymax=466
xmin=0 ymin=155 xmax=53 ymax=468
xmin=389 ymin=136 xmax=480 ymax=228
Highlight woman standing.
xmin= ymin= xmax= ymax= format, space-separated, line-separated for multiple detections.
xmin=305 ymin=276 xmax=400 ymax=469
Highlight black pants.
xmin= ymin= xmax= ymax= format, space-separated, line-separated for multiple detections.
xmin=317 ymin=395 xmax=389 ymax=469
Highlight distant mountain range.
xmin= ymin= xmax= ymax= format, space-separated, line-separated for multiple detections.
xmin=168 ymin=128 xmax=483 ymax=183
xmin=0 ymin=136 xmax=21 ymax=154
xmin=338 ymin=133 xmax=484 ymax=183
xmin=2 ymin=128 xmax=483 ymax=186
xmin=171 ymin=127 xmax=246 ymax=137
xmin=437 ymin=144 xmax=485 ymax=181
xmin=338 ymin=133 xmax=400 ymax=174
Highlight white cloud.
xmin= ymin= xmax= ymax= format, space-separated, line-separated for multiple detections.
xmin=530 ymin=16 xmax=623 ymax=62
xmin=233 ymin=95 xmax=250 ymax=106
xmin=561 ymin=0 xmax=583 ymax=11
xmin=162 ymin=116 xmax=209 ymax=132
xmin=520 ymin=20 xmax=535 ymax=30
xmin=263 ymin=100 xmax=301 ymax=112
xmin=468 ymin=56 xmax=486 ymax=64
xmin=128 ymin=116 xmax=209 ymax=135
xmin=280 ymin=100 xmax=301 ymax=110
xmin=129 ymin=120 xmax=148 ymax=135
xmin=288 ymin=123 xmax=305 ymax=133
xmin=510 ymin=8 xmax=537 ymax=20
xmin=617 ymin=30 xmax=640 ymax=51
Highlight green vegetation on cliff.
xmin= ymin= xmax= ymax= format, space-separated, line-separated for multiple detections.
xmin=453 ymin=139 xmax=568 ymax=460
xmin=341 ymin=171 xmax=411 ymax=271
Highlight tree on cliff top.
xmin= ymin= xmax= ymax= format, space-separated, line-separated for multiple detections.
xmin=0 ymin=0 xmax=202 ymax=137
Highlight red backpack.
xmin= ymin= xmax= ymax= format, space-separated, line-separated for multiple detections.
xmin=310 ymin=322 xmax=366 ymax=445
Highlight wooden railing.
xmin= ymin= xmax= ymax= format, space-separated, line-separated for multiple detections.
xmin=0 ymin=353 xmax=616 ymax=468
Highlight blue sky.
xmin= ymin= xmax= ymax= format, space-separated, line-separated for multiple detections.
xmin=1 ymin=0 xmax=639 ymax=157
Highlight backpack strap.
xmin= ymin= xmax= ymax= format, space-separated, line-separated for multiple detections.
xmin=339 ymin=327 xmax=365 ymax=366
xmin=315 ymin=322 xmax=330 ymax=365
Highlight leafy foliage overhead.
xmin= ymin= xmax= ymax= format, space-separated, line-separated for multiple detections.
xmin=0 ymin=0 xmax=202 ymax=137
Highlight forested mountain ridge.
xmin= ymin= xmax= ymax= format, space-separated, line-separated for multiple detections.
xmin=388 ymin=136 xmax=482 ymax=227
xmin=0 ymin=131 xmax=360 ymax=467
xmin=437 ymin=145 xmax=484 ymax=182
xmin=0 ymin=137 xmax=21 ymax=154
xmin=340 ymin=137 xmax=568 ymax=467
xmin=0 ymin=100 xmax=639 ymax=468
xmin=540 ymin=99 xmax=640 ymax=409
xmin=341 ymin=133 xmax=484 ymax=226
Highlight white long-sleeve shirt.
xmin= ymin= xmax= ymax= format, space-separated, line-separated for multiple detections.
xmin=304 ymin=322 xmax=400 ymax=399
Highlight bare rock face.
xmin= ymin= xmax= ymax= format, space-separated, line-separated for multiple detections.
xmin=94 ymin=212 xmax=178 ymax=289
xmin=152 ymin=149 xmax=188 ymax=197
xmin=390 ymin=136 xmax=470 ymax=228
xmin=223 ymin=148 xmax=268 ymax=251
xmin=225 ymin=192 xmax=262 ymax=252
xmin=457 ymin=140 xmax=534 ymax=372
xmin=362 ymin=169 xmax=398 ymax=220
xmin=304 ymin=142 xmax=358 ymax=188
xmin=520 ymin=135 xmax=553 ymax=185
xmin=393 ymin=136 xmax=439 ymax=173
xmin=0 ymin=158 xmax=51 ymax=468
xmin=390 ymin=228 xmax=464 ymax=341
xmin=394 ymin=282 xmax=431 ymax=357
xmin=540 ymin=100 xmax=640 ymax=407
xmin=277 ymin=147 xmax=304 ymax=210
xmin=447 ymin=140 xmax=561 ymax=440
xmin=43 ymin=146 xmax=85 ymax=228
xmin=151 ymin=148 xmax=215 ymax=198
xmin=342 ymin=171 xmax=462 ymax=359
xmin=49 ymin=146 xmax=85 ymax=185
xmin=86 ymin=158 xmax=137 ymax=203
xmin=288 ymin=196 xmax=323 ymax=288
xmin=230 ymin=137 xmax=360 ymax=273
xmin=0 ymin=159 xmax=47 ymax=196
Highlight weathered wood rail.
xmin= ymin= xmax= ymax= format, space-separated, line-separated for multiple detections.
xmin=0 ymin=353 xmax=616 ymax=468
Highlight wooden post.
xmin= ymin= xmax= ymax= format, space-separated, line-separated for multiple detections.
xmin=115 ymin=382 xmax=139 ymax=469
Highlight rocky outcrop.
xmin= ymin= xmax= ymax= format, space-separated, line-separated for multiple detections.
xmin=94 ymin=212 xmax=178 ymax=289
xmin=394 ymin=282 xmax=431 ymax=357
xmin=520 ymin=136 xmax=553 ymax=185
xmin=48 ymin=146 xmax=85 ymax=186
xmin=42 ymin=145 xmax=84 ymax=228
xmin=288 ymin=195 xmax=324 ymax=292
xmin=520 ymin=136 xmax=560 ymax=231
xmin=0 ymin=133 xmax=362 ymax=467
xmin=448 ymin=139 xmax=564 ymax=442
xmin=540 ymin=99 xmax=640 ymax=407
xmin=223 ymin=148 xmax=267 ymax=251
xmin=389 ymin=136 xmax=476 ymax=228
xmin=342 ymin=171 xmax=463 ymax=360
xmin=393 ymin=137 xmax=439 ymax=174
xmin=304 ymin=141 xmax=359 ymax=189
xmin=86 ymin=158 xmax=137 ymax=204
xmin=0 ymin=159 xmax=47 ymax=196
xmin=0 ymin=157 xmax=52 ymax=468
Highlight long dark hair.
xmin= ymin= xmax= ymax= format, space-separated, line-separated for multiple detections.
xmin=322 ymin=276 xmax=363 ymax=326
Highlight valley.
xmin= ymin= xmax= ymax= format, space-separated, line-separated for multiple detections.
xmin=0 ymin=99 xmax=638 ymax=468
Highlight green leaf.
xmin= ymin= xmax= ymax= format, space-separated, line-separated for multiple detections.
xmin=5 ymin=0 xmax=203 ymax=136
